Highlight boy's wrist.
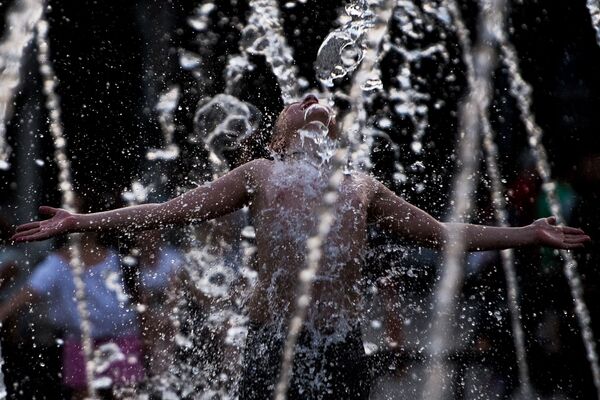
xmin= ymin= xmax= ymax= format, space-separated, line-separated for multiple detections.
xmin=69 ymin=213 xmax=86 ymax=232
xmin=524 ymin=224 xmax=541 ymax=246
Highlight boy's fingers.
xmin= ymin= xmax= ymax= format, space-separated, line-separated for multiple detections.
xmin=562 ymin=226 xmax=585 ymax=235
xmin=39 ymin=206 xmax=59 ymax=215
xmin=11 ymin=227 xmax=41 ymax=240
xmin=16 ymin=221 xmax=40 ymax=232
xmin=13 ymin=231 xmax=46 ymax=242
xmin=564 ymin=236 xmax=590 ymax=244
xmin=561 ymin=242 xmax=584 ymax=249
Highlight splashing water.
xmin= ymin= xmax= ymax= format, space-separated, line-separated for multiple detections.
xmin=0 ymin=342 xmax=5 ymax=399
xmin=499 ymin=30 xmax=600 ymax=400
xmin=224 ymin=55 xmax=255 ymax=96
xmin=4 ymin=0 xmax=600 ymax=398
xmin=341 ymin=0 xmax=395 ymax=171
xmin=271 ymin=2 xmax=395 ymax=398
xmin=0 ymin=0 xmax=44 ymax=391
xmin=587 ymin=0 xmax=600 ymax=47
xmin=274 ymin=146 xmax=349 ymax=400
xmin=192 ymin=94 xmax=261 ymax=177
xmin=388 ymin=0 xmax=451 ymax=157
xmin=93 ymin=342 xmax=126 ymax=383
xmin=445 ymin=0 xmax=533 ymax=396
xmin=240 ymin=0 xmax=300 ymax=103
xmin=298 ymin=122 xmax=338 ymax=165
xmin=187 ymin=1 xmax=216 ymax=32
xmin=0 ymin=0 xmax=44 ymax=170
xmin=146 ymin=86 xmax=181 ymax=161
xmin=315 ymin=0 xmax=375 ymax=88
xmin=35 ymin=16 xmax=99 ymax=399
xmin=424 ymin=1 xmax=506 ymax=399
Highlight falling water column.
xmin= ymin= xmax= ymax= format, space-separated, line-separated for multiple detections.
xmin=444 ymin=0 xmax=533 ymax=397
xmin=0 ymin=343 xmax=5 ymax=399
xmin=586 ymin=0 xmax=600 ymax=46
xmin=240 ymin=0 xmax=300 ymax=103
xmin=273 ymin=1 xmax=395 ymax=399
xmin=499 ymin=34 xmax=600 ymax=399
xmin=35 ymin=18 xmax=98 ymax=399
xmin=0 ymin=0 xmax=44 ymax=170
xmin=341 ymin=0 xmax=395 ymax=170
xmin=424 ymin=0 xmax=506 ymax=399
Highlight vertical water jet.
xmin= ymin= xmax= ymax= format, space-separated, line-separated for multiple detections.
xmin=587 ymin=0 xmax=600 ymax=47
xmin=445 ymin=0 xmax=533 ymax=397
xmin=240 ymin=0 xmax=300 ymax=103
xmin=35 ymin=16 xmax=98 ymax=399
xmin=0 ymin=0 xmax=44 ymax=170
xmin=424 ymin=1 xmax=506 ymax=399
xmin=499 ymin=30 xmax=600 ymax=399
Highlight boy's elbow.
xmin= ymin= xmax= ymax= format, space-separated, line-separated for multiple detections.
xmin=430 ymin=222 xmax=449 ymax=250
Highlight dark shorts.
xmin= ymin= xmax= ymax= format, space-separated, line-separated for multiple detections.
xmin=239 ymin=322 xmax=370 ymax=400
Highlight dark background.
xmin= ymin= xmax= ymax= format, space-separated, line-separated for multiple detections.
xmin=1 ymin=0 xmax=600 ymax=398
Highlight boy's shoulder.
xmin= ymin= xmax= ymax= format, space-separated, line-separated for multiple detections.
xmin=241 ymin=158 xmax=272 ymax=172
xmin=240 ymin=158 xmax=274 ymax=181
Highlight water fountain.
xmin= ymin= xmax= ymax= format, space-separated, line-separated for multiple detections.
xmin=441 ymin=2 xmax=533 ymax=397
xmin=34 ymin=15 xmax=99 ymax=399
xmin=423 ymin=0 xmax=505 ymax=397
xmin=2 ymin=0 xmax=600 ymax=399
xmin=498 ymin=31 xmax=600 ymax=400
xmin=0 ymin=0 xmax=43 ymax=170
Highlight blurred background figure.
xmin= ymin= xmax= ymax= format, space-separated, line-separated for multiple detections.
xmin=134 ymin=229 xmax=184 ymax=376
xmin=0 ymin=213 xmax=64 ymax=399
xmin=0 ymin=193 xmax=145 ymax=400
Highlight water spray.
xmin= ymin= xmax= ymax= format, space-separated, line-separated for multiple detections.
xmin=35 ymin=16 xmax=98 ymax=399
xmin=499 ymin=30 xmax=600 ymax=400
xmin=445 ymin=0 xmax=533 ymax=396
xmin=424 ymin=1 xmax=506 ymax=399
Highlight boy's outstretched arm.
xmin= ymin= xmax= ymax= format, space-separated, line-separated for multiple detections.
xmin=11 ymin=159 xmax=264 ymax=243
xmin=368 ymin=179 xmax=591 ymax=251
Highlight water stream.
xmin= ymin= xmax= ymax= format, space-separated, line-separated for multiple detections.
xmin=34 ymin=16 xmax=100 ymax=398
xmin=0 ymin=0 xmax=44 ymax=170
xmin=241 ymin=0 xmax=301 ymax=104
xmin=2 ymin=0 xmax=600 ymax=398
xmin=499 ymin=32 xmax=600 ymax=399
xmin=444 ymin=0 xmax=533 ymax=397
xmin=424 ymin=1 xmax=506 ymax=399
xmin=587 ymin=0 xmax=600 ymax=47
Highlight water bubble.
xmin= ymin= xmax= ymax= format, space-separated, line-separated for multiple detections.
xmin=241 ymin=225 xmax=256 ymax=239
xmin=192 ymin=94 xmax=262 ymax=165
xmin=156 ymin=86 xmax=180 ymax=114
xmin=411 ymin=140 xmax=423 ymax=153
xmin=92 ymin=376 xmax=113 ymax=389
xmin=315 ymin=32 xmax=364 ymax=85
xmin=360 ymin=76 xmax=383 ymax=91
xmin=146 ymin=143 xmax=180 ymax=161
xmin=179 ymin=51 xmax=202 ymax=70
xmin=363 ymin=341 xmax=378 ymax=355
xmin=93 ymin=342 xmax=125 ymax=374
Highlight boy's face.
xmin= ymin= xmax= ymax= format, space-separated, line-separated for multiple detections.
xmin=276 ymin=94 xmax=339 ymax=139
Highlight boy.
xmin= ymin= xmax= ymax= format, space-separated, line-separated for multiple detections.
xmin=11 ymin=94 xmax=591 ymax=399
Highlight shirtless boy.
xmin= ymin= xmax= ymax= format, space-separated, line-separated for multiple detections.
xmin=11 ymin=94 xmax=591 ymax=399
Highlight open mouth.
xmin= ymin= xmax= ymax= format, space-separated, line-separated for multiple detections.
xmin=300 ymin=94 xmax=319 ymax=110
xmin=304 ymin=103 xmax=334 ymax=127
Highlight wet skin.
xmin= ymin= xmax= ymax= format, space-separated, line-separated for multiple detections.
xmin=11 ymin=96 xmax=592 ymax=329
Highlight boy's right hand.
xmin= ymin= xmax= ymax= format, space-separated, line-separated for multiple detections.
xmin=11 ymin=206 xmax=77 ymax=243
